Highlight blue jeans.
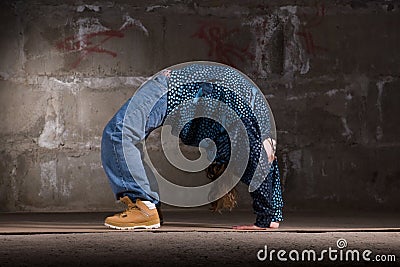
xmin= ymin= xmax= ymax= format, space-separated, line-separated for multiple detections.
xmin=101 ymin=74 xmax=168 ymax=205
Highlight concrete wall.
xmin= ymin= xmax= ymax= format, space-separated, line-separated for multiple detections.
xmin=0 ymin=0 xmax=399 ymax=212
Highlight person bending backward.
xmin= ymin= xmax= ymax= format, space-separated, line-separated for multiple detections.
xmin=101 ymin=64 xmax=283 ymax=230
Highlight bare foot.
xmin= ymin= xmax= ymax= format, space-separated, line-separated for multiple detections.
xmin=269 ymin=222 xmax=280 ymax=229
xmin=232 ymin=225 xmax=267 ymax=230
xmin=232 ymin=222 xmax=279 ymax=230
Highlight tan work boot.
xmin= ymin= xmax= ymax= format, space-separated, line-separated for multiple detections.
xmin=104 ymin=196 xmax=160 ymax=230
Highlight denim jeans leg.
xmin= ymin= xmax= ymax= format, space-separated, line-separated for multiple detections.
xmin=101 ymin=75 xmax=168 ymax=205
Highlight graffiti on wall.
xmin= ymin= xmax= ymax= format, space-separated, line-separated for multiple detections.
xmin=192 ymin=21 xmax=254 ymax=67
xmin=56 ymin=16 xmax=148 ymax=69
xmin=296 ymin=3 xmax=327 ymax=56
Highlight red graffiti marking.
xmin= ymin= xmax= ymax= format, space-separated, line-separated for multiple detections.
xmin=56 ymin=30 xmax=124 ymax=68
xmin=192 ymin=21 xmax=254 ymax=67
xmin=56 ymin=19 xmax=146 ymax=69
xmin=295 ymin=3 xmax=328 ymax=56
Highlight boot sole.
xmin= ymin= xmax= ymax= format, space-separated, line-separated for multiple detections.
xmin=104 ymin=222 xmax=161 ymax=230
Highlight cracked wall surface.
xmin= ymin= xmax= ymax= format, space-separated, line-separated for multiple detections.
xmin=0 ymin=0 xmax=399 ymax=212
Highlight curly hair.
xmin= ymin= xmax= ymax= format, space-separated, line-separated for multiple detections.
xmin=206 ymin=162 xmax=238 ymax=213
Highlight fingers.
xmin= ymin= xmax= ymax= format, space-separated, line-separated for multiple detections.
xmin=268 ymin=153 xmax=275 ymax=163
xmin=162 ymin=69 xmax=171 ymax=77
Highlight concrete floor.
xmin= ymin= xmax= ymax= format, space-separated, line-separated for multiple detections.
xmin=0 ymin=209 xmax=399 ymax=266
